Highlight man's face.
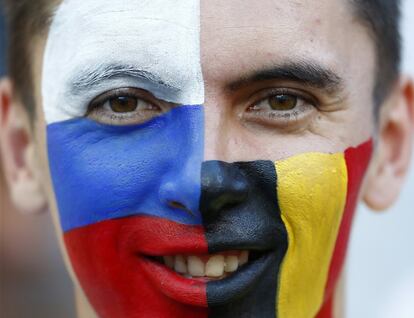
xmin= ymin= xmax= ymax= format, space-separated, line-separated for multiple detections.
xmin=32 ymin=0 xmax=376 ymax=317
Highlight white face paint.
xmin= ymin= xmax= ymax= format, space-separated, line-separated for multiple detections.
xmin=42 ymin=0 xmax=204 ymax=124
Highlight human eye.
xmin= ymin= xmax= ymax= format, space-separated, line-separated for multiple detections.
xmin=243 ymin=88 xmax=317 ymax=129
xmin=86 ymin=87 xmax=171 ymax=125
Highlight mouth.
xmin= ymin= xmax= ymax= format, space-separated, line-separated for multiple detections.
xmin=138 ymin=248 xmax=274 ymax=307
xmin=146 ymin=250 xmax=252 ymax=280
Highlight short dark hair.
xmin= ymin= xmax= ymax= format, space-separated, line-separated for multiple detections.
xmin=350 ymin=0 xmax=401 ymax=108
xmin=3 ymin=0 xmax=56 ymax=119
xmin=2 ymin=0 xmax=401 ymax=117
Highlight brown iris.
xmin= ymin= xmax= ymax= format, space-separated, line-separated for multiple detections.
xmin=109 ymin=96 xmax=138 ymax=113
xmin=268 ymin=94 xmax=297 ymax=111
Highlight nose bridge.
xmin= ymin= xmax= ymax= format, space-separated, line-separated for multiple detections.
xmin=202 ymin=88 xmax=231 ymax=162
xmin=158 ymin=105 xmax=204 ymax=220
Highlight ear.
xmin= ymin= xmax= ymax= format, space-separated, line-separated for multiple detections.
xmin=363 ymin=76 xmax=414 ymax=211
xmin=0 ymin=78 xmax=47 ymax=214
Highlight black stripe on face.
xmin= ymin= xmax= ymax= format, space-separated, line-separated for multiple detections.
xmin=200 ymin=161 xmax=288 ymax=318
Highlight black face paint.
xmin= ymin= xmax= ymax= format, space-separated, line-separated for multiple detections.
xmin=200 ymin=161 xmax=288 ymax=317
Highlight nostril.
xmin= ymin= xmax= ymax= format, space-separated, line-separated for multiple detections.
xmin=209 ymin=191 xmax=247 ymax=212
xmin=158 ymin=177 xmax=201 ymax=219
xmin=168 ymin=201 xmax=195 ymax=217
xmin=168 ymin=201 xmax=186 ymax=210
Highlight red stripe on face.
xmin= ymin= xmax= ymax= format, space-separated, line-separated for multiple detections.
xmin=64 ymin=215 xmax=208 ymax=318
xmin=317 ymin=140 xmax=373 ymax=317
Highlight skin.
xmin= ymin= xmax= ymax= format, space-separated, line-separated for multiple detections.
xmin=0 ymin=0 xmax=413 ymax=317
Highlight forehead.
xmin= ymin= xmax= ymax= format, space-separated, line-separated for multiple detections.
xmin=46 ymin=0 xmax=372 ymax=76
xmin=199 ymin=0 xmax=367 ymax=82
xmin=51 ymin=0 xmax=362 ymax=56
xmin=42 ymin=0 xmax=375 ymax=123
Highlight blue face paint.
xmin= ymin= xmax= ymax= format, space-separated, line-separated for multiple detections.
xmin=47 ymin=105 xmax=204 ymax=232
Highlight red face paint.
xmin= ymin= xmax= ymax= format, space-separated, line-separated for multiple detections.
xmin=64 ymin=216 xmax=209 ymax=318
xmin=317 ymin=139 xmax=373 ymax=317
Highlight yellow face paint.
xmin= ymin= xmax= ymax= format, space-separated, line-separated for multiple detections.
xmin=275 ymin=153 xmax=348 ymax=317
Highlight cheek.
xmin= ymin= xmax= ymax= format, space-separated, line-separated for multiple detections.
xmin=276 ymin=152 xmax=348 ymax=317
xmin=46 ymin=106 xmax=204 ymax=232
xmin=275 ymin=140 xmax=373 ymax=317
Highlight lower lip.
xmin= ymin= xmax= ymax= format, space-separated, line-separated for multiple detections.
xmin=138 ymin=252 xmax=274 ymax=307
xmin=138 ymin=255 xmax=208 ymax=307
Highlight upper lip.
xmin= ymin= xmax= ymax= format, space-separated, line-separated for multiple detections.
xmin=121 ymin=221 xmax=208 ymax=257
xmin=121 ymin=216 xmax=275 ymax=257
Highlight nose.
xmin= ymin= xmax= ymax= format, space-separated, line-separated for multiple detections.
xmin=200 ymin=161 xmax=249 ymax=218
xmin=158 ymin=159 xmax=203 ymax=222
xmin=157 ymin=105 xmax=205 ymax=223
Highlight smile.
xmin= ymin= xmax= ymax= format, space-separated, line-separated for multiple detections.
xmin=153 ymin=251 xmax=250 ymax=279
xmin=138 ymin=245 xmax=276 ymax=307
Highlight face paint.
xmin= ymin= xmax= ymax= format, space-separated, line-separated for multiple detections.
xmin=43 ymin=1 xmax=373 ymax=317
xmin=42 ymin=0 xmax=204 ymax=124
xmin=275 ymin=140 xmax=373 ymax=317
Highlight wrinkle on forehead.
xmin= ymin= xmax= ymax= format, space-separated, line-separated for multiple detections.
xmin=42 ymin=0 xmax=204 ymax=124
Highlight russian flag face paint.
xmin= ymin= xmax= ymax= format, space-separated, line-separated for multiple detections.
xmin=42 ymin=1 xmax=373 ymax=317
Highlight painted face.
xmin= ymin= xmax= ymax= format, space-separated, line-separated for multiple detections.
xmin=42 ymin=0 xmax=374 ymax=317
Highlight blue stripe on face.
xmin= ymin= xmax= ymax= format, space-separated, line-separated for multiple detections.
xmin=47 ymin=105 xmax=204 ymax=232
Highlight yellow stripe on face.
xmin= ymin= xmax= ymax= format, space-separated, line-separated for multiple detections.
xmin=275 ymin=153 xmax=348 ymax=318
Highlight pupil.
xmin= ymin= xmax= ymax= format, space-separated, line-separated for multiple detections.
xmin=269 ymin=94 xmax=297 ymax=110
xmin=110 ymin=96 xmax=138 ymax=113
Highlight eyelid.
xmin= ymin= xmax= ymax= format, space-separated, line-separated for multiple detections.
xmin=85 ymin=87 xmax=177 ymax=126
xmin=240 ymin=87 xmax=319 ymax=132
xmin=248 ymin=87 xmax=319 ymax=110
xmin=87 ymin=87 xmax=165 ymax=114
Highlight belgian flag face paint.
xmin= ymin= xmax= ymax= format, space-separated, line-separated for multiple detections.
xmin=42 ymin=1 xmax=373 ymax=317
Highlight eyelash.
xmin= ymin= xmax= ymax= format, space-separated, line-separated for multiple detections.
xmin=252 ymin=87 xmax=316 ymax=106
xmin=86 ymin=86 xmax=319 ymax=128
xmin=243 ymin=88 xmax=318 ymax=127
xmin=89 ymin=89 xmax=157 ymax=109
xmin=86 ymin=88 xmax=166 ymax=125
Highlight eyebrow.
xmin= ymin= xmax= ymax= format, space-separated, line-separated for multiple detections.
xmin=226 ymin=61 xmax=344 ymax=94
xmin=69 ymin=63 xmax=179 ymax=94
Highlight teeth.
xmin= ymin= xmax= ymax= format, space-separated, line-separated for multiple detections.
xmin=224 ymin=255 xmax=239 ymax=272
xmin=205 ymin=255 xmax=225 ymax=277
xmin=188 ymin=256 xmax=205 ymax=277
xmin=174 ymin=255 xmax=187 ymax=274
xmin=163 ymin=256 xmax=174 ymax=269
xmin=161 ymin=251 xmax=250 ymax=278
xmin=239 ymin=251 xmax=249 ymax=266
